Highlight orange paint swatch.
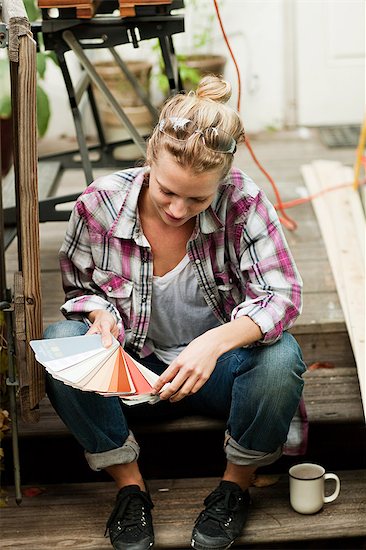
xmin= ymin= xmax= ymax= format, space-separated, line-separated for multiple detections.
xmin=107 ymin=352 xmax=120 ymax=392
xmin=116 ymin=350 xmax=134 ymax=394
xmin=122 ymin=350 xmax=153 ymax=394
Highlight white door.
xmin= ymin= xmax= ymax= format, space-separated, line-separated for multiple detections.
xmin=295 ymin=0 xmax=365 ymax=126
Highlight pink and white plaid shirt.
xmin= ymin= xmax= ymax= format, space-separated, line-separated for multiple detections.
xmin=59 ymin=166 xmax=303 ymax=357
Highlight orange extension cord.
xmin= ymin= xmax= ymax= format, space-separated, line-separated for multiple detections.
xmin=212 ymin=0 xmax=364 ymax=231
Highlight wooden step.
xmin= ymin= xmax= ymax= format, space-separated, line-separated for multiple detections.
xmin=1 ymin=471 xmax=365 ymax=548
xmin=15 ymin=363 xmax=365 ymax=439
xmin=2 ymin=161 xmax=61 ymax=250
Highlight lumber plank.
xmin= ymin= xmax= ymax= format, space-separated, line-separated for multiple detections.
xmin=38 ymin=0 xmax=101 ymax=19
xmin=295 ymin=330 xmax=356 ymax=368
xmin=2 ymin=162 xmax=61 ymax=210
xmin=303 ymin=368 xmax=364 ymax=423
xmin=3 ymin=161 xmax=61 ymax=251
xmin=14 ymin=24 xmax=45 ymax=410
xmin=15 ymin=363 xmax=364 ymax=438
xmin=293 ymin=291 xmax=345 ymax=334
xmin=301 ymin=161 xmax=365 ymax=418
xmin=1 ymin=471 xmax=365 ymax=547
xmin=119 ymin=0 xmax=172 ymax=18
xmin=2 ymin=3 xmax=45 ymax=415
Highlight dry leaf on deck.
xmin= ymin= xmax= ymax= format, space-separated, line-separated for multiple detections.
xmin=23 ymin=487 xmax=45 ymax=498
xmin=308 ymin=362 xmax=335 ymax=370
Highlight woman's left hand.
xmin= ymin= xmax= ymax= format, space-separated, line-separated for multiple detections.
xmin=152 ymin=330 xmax=221 ymax=402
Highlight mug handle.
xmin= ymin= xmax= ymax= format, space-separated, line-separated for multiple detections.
xmin=323 ymin=473 xmax=341 ymax=503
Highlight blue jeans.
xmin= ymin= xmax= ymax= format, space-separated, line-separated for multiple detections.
xmin=44 ymin=320 xmax=306 ymax=470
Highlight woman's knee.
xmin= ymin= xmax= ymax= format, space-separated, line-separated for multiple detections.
xmin=259 ymin=333 xmax=306 ymax=394
xmin=263 ymin=331 xmax=305 ymax=370
xmin=237 ymin=332 xmax=306 ymax=398
xmin=43 ymin=319 xmax=88 ymax=339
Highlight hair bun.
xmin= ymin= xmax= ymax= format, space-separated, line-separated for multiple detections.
xmin=195 ymin=75 xmax=232 ymax=104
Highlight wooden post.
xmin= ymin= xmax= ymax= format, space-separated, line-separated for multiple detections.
xmin=2 ymin=0 xmax=45 ymax=420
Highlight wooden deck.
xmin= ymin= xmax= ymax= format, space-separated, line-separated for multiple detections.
xmin=15 ymin=363 xmax=364 ymax=439
xmin=3 ymin=129 xmax=366 ymax=548
xmin=1 ymin=472 xmax=365 ymax=549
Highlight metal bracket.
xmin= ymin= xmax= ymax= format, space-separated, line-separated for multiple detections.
xmin=6 ymin=377 xmax=19 ymax=387
xmin=0 ymin=22 xmax=8 ymax=48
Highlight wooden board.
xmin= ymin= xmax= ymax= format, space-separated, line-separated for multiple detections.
xmin=2 ymin=161 xmax=61 ymax=250
xmin=295 ymin=330 xmax=356 ymax=369
xmin=37 ymin=0 xmax=171 ymax=18
xmin=119 ymin=0 xmax=172 ymax=17
xmin=301 ymin=161 xmax=365 ymax=418
xmin=37 ymin=0 xmax=100 ymax=18
xmin=1 ymin=471 xmax=365 ymax=548
xmin=15 ymin=363 xmax=364 ymax=439
xmin=2 ymin=1 xmax=45 ymax=415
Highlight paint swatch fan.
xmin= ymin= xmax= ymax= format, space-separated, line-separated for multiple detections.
xmin=30 ymin=334 xmax=166 ymax=405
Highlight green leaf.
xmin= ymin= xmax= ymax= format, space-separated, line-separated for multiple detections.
xmin=36 ymin=84 xmax=50 ymax=137
xmin=46 ymin=52 xmax=59 ymax=67
xmin=157 ymin=73 xmax=169 ymax=95
xmin=0 ymin=96 xmax=11 ymax=118
xmin=36 ymin=53 xmax=46 ymax=80
xmin=23 ymin=0 xmax=41 ymax=22
xmin=179 ymin=64 xmax=201 ymax=87
xmin=0 ymin=59 xmax=11 ymax=117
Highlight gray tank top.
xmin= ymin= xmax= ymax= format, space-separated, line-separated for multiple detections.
xmin=146 ymin=254 xmax=221 ymax=364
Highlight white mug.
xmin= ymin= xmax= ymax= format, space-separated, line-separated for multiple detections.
xmin=289 ymin=462 xmax=341 ymax=514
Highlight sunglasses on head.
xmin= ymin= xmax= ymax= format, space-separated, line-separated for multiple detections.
xmin=158 ymin=117 xmax=237 ymax=154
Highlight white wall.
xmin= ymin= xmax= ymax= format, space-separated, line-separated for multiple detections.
xmin=40 ymin=51 xmax=79 ymax=140
xmin=42 ymin=0 xmax=287 ymax=139
xmin=218 ymin=0 xmax=286 ymax=132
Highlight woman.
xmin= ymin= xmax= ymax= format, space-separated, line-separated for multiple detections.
xmin=45 ymin=75 xmax=306 ymax=550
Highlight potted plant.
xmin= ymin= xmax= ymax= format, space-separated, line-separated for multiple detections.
xmin=0 ymin=57 xmax=12 ymax=177
xmin=153 ymin=0 xmax=227 ymax=96
xmin=93 ymin=58 xmax=154 ymax=129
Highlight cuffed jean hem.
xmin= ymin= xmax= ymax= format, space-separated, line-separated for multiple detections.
xmin=224 ymin=430 xmax=282 ymax=467
xmin=85 ymin=431 xmax=140 ymax=471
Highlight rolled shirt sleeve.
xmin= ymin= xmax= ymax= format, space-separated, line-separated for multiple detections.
xmin=231 ymin=189 xmax=303 ymax=344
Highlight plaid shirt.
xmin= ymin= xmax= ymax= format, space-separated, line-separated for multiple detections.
xmin=60 ymin=166 xmax=303 ymax=357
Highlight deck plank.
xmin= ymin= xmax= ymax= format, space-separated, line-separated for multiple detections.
xmin=15 ymin=364 xmax=364 ymax=439
xmin=2 ymin=161 xmax=61 ymax=250
xmin=1 ymin=471 xmax=365 ymax=548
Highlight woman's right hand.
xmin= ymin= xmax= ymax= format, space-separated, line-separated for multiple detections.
xmin=86 ymin=310 xmax=119 ymax=347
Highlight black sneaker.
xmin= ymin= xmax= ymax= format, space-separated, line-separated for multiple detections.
xmin=105 ymin=485 xmax=154 ymax=550
xmin=191 ymin=480 xmax=250 ymax=550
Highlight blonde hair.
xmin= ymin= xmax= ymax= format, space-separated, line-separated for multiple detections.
xmin=146 ymin=75 xmax=245 ymax=177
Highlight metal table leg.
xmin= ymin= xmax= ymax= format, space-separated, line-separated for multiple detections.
xmin=62 ymin=30 xmax=147 ymax=160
